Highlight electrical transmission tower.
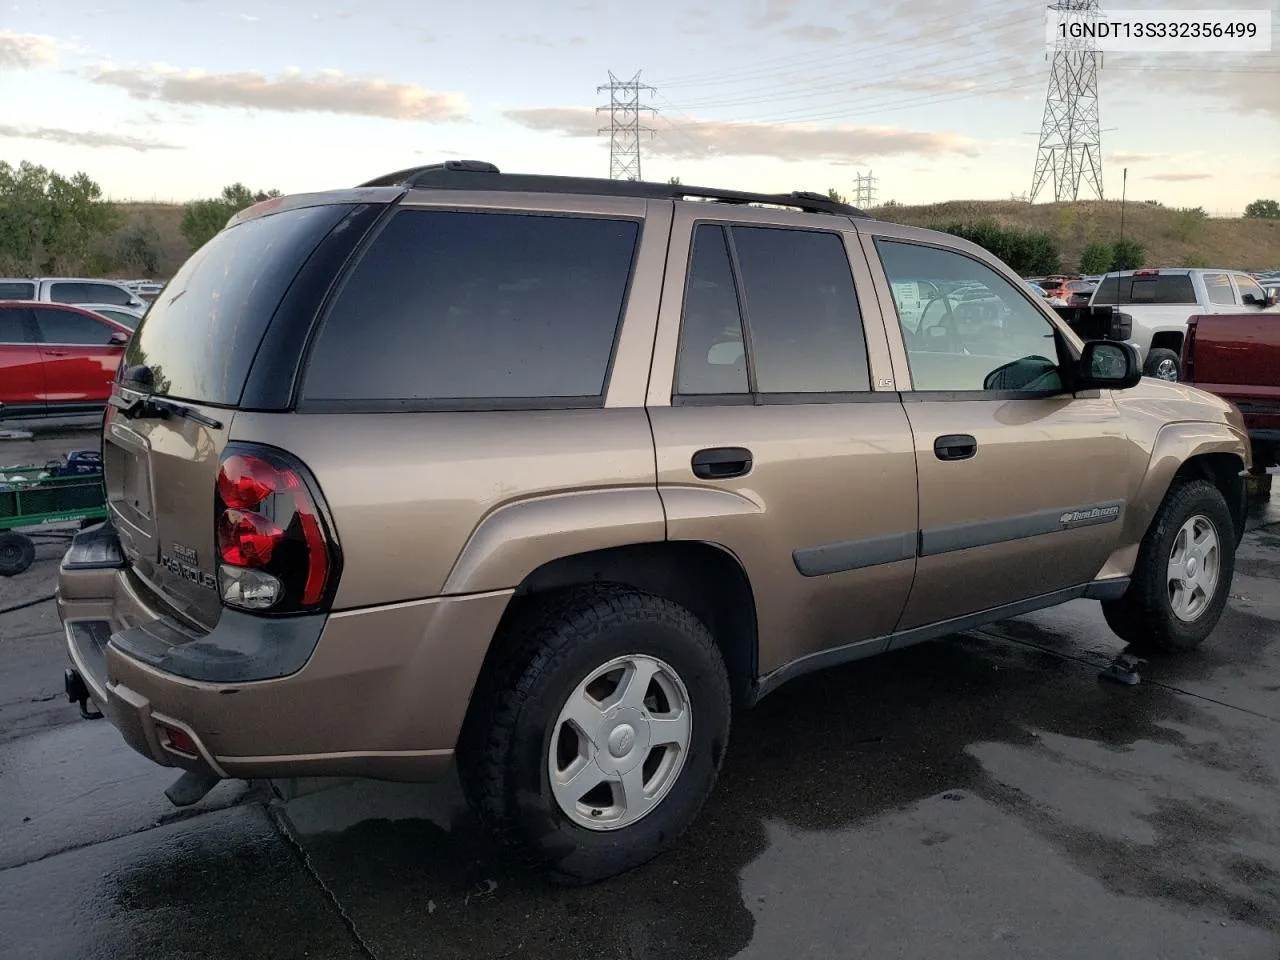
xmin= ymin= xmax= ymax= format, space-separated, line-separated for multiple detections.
xmin=597 ymin=71 xmax=656 ymax=181
xmin=1030 ymin=0 xmax=1104 ymax=203
xmin=853 ymin=171 xmax=878 ymax=207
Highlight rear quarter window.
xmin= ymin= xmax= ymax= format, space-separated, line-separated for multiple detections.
xmin=300 ymin=209 xmax=641 ymax=408
xmin=122 ymin=203 xmax=352 ymax=405
xmin=1093 ymin=274 xmax=1196 ymax=306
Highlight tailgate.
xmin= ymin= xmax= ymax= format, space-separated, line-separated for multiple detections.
xmin=103 ymin=393 xmax=232 ymax=630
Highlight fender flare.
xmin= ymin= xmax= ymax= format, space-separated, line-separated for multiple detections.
xmin=441 ymin=487 xmax=667 ymax=595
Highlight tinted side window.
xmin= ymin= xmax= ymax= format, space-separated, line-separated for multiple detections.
xmin=1204 ymin=273 xmax=1235 ymax=305
xmin=303 ymin=210 xmax=639 ymax=404
xmin=85 ymin=283 xmax=133 ymax=306
xmin=33 ymin=307 xmax=116 ymax=345
xmin=876 ymin=239 xmax=1062 ymax=394
xmin=48 ymin=282 xmax=90 ymax=304
xmin=675 ymin=225 xmax=749 ymax=396
xmin=0 ymin=281 xmax=35 ymax=299
xmin=731 ymin=226 xmax=870 ymax=394
xmin=0 ymin=307 xmax=33 ymax=342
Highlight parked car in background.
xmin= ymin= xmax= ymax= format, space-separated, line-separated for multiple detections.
xmin=1033 ymin=276 xmax=1095 ymax=306
xmin=0 ymin=301 xmax=132 ymax=418
xmin=124 ymin=280 xmax=166 ymax=302
xmin=1090 ymin=268 xmax=1277 ymax=381
xmin=1183 ymin=310 xmax=1280 ymax=475
xmin=0 ymin=277 xmax=147 ymax=311
xmin=1025 ymin=280 xmax=1067 ymax=307
xmin=56 ymin=162 xmax=1251 ymax=884
xmin=81 ymin=303 xmax=146 ymax=330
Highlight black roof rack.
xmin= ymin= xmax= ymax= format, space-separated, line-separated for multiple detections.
xmin=356 ymin=160 xmax=872 ymax=219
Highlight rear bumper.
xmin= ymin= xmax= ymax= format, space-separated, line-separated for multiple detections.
xmin=57 ymin=523 xmax=513 ymax=782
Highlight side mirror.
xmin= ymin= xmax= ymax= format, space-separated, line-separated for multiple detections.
xmin=109 ymin=331 xmax=130 ymax=346
xmin=1242 ymin=293 xmax=1265 ymax=307
xmin=1265 ymin=287 xmax=1279 ymax=307
xmin=1077 ymin=340 xmax=1142 ymax=391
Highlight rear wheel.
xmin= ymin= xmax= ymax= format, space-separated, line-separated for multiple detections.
xmin=0 ymin=532 xmax=35 ymax=576
xmin=458 ymin=585 xmax=731 ymax=884
xmin=1143 ymin=347 xmax=1181 ymax=382
xmin=1101 ymin=479 xmax=1235 ymax=652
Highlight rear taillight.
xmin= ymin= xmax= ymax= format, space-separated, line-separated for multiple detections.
xmin=214 ymin=444 xmax=339 ymax=614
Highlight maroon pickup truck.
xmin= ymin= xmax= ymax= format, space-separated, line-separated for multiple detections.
xmin=1183 ymin=311 xmax=1280 ymax=483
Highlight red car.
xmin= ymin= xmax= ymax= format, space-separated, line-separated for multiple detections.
xmin=0 ymin=301 xmax=132 ymax=418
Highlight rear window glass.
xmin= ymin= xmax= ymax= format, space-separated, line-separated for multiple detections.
xmin=1093 ymin=274 xmax=1196 ymax=305
xmin=123 ymin=204 xmax=349 ymax=405
xmin=301 ymin=209 xmax=640 ymax=406
xmin=0 ymin=281 xmax=35 ymax=299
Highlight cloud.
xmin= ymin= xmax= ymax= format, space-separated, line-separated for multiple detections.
xmin=1147 ymin=172 xmax=1212 ymax=182
xmin=751 ymin=0 xmax=802 ymax=28
xmin=88 ymin=64 xmax=468 ymax=121
xmin=0 ymin=29 xmax=59 ymax=69
xmin=1107 ymin=151 xmax=1163 ymax=164
xmin=238 ymin=13 xmax=259 ymax=21
xmin=783 ymin=24 xmax=843 ymax=42
xmin=0 ymin=123 xmax=182 ymax=151
xmin=504 ymin=106 xmax=976 ymax=163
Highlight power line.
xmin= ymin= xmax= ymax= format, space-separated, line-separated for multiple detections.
xmin=1031 ymin=0 xmax=1104 ymax=203
xmin=597 ymin=71 xmax=656 ymax=181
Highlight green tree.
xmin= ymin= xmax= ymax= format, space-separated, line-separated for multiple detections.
xmin=0 ymin=160 xmax=118 ymax=274
xmin=180 ymin=183 xmax=282 ymax=250
xmin=1111 ymin=238 xmax=1145 ymax=271
xmin=115 ymin=218 xmax=163 ymax=276
xmin=935 ymin=218 xmax=1061 ymax=275
xmin=827 ymin=187 xmax=848 ymax=204
xmin=667 ymin=176 xmax=682 ymax=186
xmin=1244 ymin=198 xmax=1280 ymax=219
xmin=1079 ymin=242 xmax=1113 ymax=274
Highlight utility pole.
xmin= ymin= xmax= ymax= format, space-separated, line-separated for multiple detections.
xmin=597 ymin=71 xmax=656 ymax=181
xmin=853 ymin=170 xmax=878 ymax=207
xmin=1030 ymin=0 xmax=1104 ymax=203
xmin=1119 ymin=167 xmax=1128 ymax=241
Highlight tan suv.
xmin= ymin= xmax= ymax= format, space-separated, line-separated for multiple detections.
xmin=57 ymin=162 xmax=1251 ymax=883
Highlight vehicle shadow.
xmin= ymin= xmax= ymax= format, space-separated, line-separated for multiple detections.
xmin=103 ymin=598 xmax=1279 ymax=960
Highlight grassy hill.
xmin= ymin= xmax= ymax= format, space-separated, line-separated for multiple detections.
xmin=867 ymin=199 xmax=1280 ymax=274
xmin=108 ymin=197 xmax=1280 ymax=280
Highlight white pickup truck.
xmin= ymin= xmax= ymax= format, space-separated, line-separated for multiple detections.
xmin=1089 ymin=268 xmax=1278 ymax=381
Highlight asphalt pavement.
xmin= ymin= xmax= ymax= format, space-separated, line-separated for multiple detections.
xmin=2 ymin=422 xmax=1279 ymax=960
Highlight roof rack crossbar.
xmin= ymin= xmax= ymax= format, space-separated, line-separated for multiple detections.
xmin=356 ymin=160 xmax=872 ymax=219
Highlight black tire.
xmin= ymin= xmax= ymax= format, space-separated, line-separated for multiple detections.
xmin=0 ymin=532 xmax=35 ymax=576
xmin=457 ymin=585 xmax=732 ymax=884
xmin=1101 ymin=479 xmax=1236 ymax=653
xmin=1143 ymin=347 xmax=1181 ymax=382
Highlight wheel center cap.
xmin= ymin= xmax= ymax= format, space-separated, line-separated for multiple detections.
xmin=1187 ymin=556 xmax=1198 ymax=578
xmin=608 ymin=724 xmax=636 ymax=758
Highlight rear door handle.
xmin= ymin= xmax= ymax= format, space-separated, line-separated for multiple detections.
xmin=691 ymin=447 xmax=753 ymax=480
xmin=934 ymin=434 xmax=977 ymax=461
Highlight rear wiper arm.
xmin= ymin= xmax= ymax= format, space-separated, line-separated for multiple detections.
xmin=109 ymin=393 xmax=223 ymax=430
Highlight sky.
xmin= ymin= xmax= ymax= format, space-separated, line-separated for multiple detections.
xmin=1 ymin=0 xmax=1278 ymax=213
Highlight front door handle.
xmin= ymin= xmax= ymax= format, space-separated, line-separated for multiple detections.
xmin=45 ymin=350 xmax=69 ymax=357
xmin=691 ymin=447 xmax=753 ymax=480
xmin=934 ymin=434 xmax=977 ymax=461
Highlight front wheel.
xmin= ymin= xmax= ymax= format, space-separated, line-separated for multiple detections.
xmin=1143 ymin=347 xmax=1181 ymax=382
xmin=1102 ymin=479 xmax=1236 ymax=652
xmin=458 ymin=586 xmax=732 ymax=884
